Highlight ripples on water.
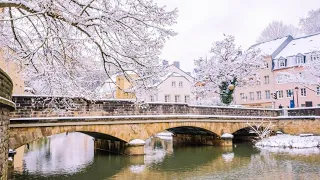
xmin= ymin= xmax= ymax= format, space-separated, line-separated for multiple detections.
xmin=12 ymin=132 xmax=320 ymax=180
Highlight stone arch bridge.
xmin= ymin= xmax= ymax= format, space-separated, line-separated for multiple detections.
xmin=9 ymin=115 xmax=320 ymax=155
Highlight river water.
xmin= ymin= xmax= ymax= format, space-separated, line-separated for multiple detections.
xmin=11 ymin=132 xmax=320 ymax=180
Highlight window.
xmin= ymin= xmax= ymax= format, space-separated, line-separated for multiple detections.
xmin=286 ymin=89 xmax=293 ymax=97
xmin=247 ymin=78 xmax=254 ymax=86
xmin=172 ymin=81 xmax=176 ymax=87
xmin=256 ymin=80 xmax=261 ymax=85
xmin=249 ymin=92 xmax=254 ymax=100
xmin=179 ymin=81 xmax=183 ymax=87
xmin=296 ymin=56 xmax=304 ymax=64
xmin=278 ymin=90 xmax=283 ymax=99
xmin=257 ymin=91 xmax=261 ymax=100
xmin=279 ymin=60 xmax=285 ymax=67
xmin=317 ymin=87 xmax=320 ymax=95
xmin=165 ymin=95 xmax=170 ymax=102
xmin=276 ymin=74 xmax=289 ymax=84
xmin=300 ymin=88 xmax=306 ymax=97
xmin=264 ymin=61 xmax=269 ymax=68
xmin=150 ymin=95 xmax=155 ymax=102
xmin=311 ymin=54 xmax=320 ymax=61
xmin=265 ymin=90 xmax=270 ymax=99
xmin=184 ymin=95 xmax=190 ymax=103
xmin=299 ymin=72 xmax=304 ymax=78
xmin=175 ymin=95 xmax=181 ymax=102
xmin=240 ymin=93 xmax=245 ymax=99
xmin=264 ymin=76 xmax=270 ymax=84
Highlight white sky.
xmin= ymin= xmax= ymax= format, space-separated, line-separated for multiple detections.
xmin=155 ymin=0 xmax=320 ymax=72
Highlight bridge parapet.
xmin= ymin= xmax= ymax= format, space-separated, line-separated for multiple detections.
xmin=285 ymin=107 xmax=320 ymax=116
xmin=11 ymin=95 xmax=280 ymax=118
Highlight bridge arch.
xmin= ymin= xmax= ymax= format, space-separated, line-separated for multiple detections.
xmin=9 ymin=120 xmax=268 ymax=149
xmin=9 ymin=126 xmax=130 ymax=149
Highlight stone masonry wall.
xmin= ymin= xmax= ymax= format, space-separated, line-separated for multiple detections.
xmin=287 ymin=108 xmax=320 ymax=116
xmin=0 ymin=108 xmax=10 ymax=180
xmin=11 ymin=95 xmax=280 ymax=118
xmin=0 ymin=68 xmax=14 ymax=180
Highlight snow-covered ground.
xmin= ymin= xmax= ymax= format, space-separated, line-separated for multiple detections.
xmin=257 ymin=146 xmax=320 ymax=155
xmin=256 ymin=134 xmax=320 ymax=148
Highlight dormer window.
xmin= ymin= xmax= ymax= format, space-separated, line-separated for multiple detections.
xmin=277 ymin=57 xmax=286 ymax=68
xmin=311 ymin=53 xmax=320 ymax=61
xmin=279 ymin=59 xmax=285 ymax=67
xmin=296 ymin=54 xmax=305 ymax=64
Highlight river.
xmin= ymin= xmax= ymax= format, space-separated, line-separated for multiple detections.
xmin=11 ymin=132 xmax=320 ymax=180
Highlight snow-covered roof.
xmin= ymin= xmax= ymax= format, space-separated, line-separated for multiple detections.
xmin=275 ymin=33 xmax=320 ymax=59
xmin=153 ymin=65 xmax=194 ymax=87
xmin=251 ymin=36 xmax=290 ymax=56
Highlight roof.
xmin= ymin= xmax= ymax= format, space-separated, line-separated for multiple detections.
xmin=275 ymin=33 xmax=320 ymax=59
xmin=251 ymin=36 xmax=291 ymax=56
xmin=153 ymin=65 xmax=194 ymax=87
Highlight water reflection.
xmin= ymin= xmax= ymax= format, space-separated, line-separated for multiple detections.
xmin=14 ymin=133 xmax=94 ymax=177
xmin=12 ymin=132 xmax=320 ymax=180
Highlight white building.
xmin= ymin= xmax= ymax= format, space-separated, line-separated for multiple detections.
xmin=146 ymin=61 xmax=194 ymax=103
xmin=97 ymin=75 xmax=117 ymax=98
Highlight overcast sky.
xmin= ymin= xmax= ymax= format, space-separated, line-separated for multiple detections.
xmin=155 ymin=0 xmax=320 ymax=72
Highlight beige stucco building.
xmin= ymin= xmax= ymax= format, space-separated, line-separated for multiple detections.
xmin=0 ymin=50 xmax=25 ymax=94
xmin=235 ymin=36 xmax=292 ymax=108
xmin=236 ymin=33 xmax=320 ymax=108
xmin=273 ymin=33 xmax=320 ymax=108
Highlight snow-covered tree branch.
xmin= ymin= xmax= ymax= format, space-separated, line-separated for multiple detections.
xmin=0 ymin=0 xmax=177 ymax=99
xmin=246 ymin=120 xmax=275 ymax=142
xmin=256 ymin=21 xmax=301 ymax=43
xmin=300 ymin=8 xmax=320 ymax=35
xmin=193 ymin=35 xmax=263 ymax=105
xmin=277 ymin=50 xmax=320 ymax=89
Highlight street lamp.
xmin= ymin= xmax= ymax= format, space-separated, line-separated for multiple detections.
xmin=295 ymin=87 xmax=299 ymax=107
xmin=228 ymin=84 xmax=235 ymax=91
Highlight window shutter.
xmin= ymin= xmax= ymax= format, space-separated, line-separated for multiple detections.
xmin=285 ymin=59 xmax=287 ymax=67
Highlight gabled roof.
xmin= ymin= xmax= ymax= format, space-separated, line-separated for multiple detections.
xmin=275 ymin=33 xmax=320 ymax=59
xmin=250 ymin=36 xmax=293 ymax=58
xmin=153 ymin=64 xmax=194 ymax=87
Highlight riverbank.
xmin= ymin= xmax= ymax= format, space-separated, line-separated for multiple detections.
xmin=255 ymin=134 xmax=320 ymax=148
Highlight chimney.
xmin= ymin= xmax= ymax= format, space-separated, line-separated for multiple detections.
xmin=162 ymin=60 xmax=169 ymax=66
xmin=173 ymin=61 xmax=180 ymax=68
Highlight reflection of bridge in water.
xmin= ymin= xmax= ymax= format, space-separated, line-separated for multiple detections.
xmin=11 ymin=133 xmax=320 ymax=180
xmin=12 ymin=134 xmax=256 ymax=179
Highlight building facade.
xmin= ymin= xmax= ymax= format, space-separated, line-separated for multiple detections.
xmin=273 ymin=33 xmax=320 ymax=108
xmin=235 ymin=36 xmax=292 ymax=108
xmin=115 ymin=73 xmax=137 ymax=99
xmin=145 ymin=61 xmax=195 ymax=103
xmin=0 ymin=50 xmax=25 ymax=94
xmin=236 ymin=34 xmax=320 ymax=108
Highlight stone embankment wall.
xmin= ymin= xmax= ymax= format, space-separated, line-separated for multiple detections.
xmin=0 ymin=68 xmax=15 ymax=180
xmin=11 ymin=95 xmax=279 ymax=118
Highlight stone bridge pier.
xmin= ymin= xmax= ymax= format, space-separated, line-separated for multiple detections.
xmin=0 ymin=68 xmax=15 ymax=180
xmin=92 ymin=126 xmax=239 ymax=155
xmin=93 ymin=139 xmax=146 ymax=155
